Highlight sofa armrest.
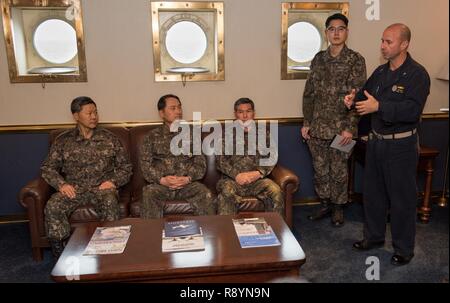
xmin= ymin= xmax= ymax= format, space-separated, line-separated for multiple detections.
xmin=19 ymin=177 xmax=53 ymax=252
xmin=269 ymin=165 xmax=299 ymax=229
xmin=19 ymin=177 xmax=52 ymax=210
xmin=270 ymin=165 xmax=299 ymax=193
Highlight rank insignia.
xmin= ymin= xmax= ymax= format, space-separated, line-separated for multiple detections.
xmin=392 ymin=85 xmax=405 ymax=93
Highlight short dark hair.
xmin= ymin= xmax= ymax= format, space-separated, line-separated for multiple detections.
xmin=234 ymin=97 xmax=255 ymax=112
xmin=157 ymin=94 xmax=181 ymax=111
xmin=325 ymin=13 xmax=349 ymax=28
xmin=71 ymin=96 xmax=96 ymax=114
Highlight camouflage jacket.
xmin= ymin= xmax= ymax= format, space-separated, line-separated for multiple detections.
xmin=140 ymin=124 xmax=206 ymax=184
xmin=41 ymin=127 xmax=132 ymax=191
xmin=216 ymin=128 xmax=276 ymax=180
xmin=303 ymin=45 xmax=367 ymax=139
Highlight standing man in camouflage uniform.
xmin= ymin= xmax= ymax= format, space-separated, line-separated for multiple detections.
xmin=216 ymin=98 xmax=284 ymax=217
xmin=41 ymin=96 xmax=132 ymax=258
xmin=140 ymin=94 xmax=215 ymax=219
xmin=301 ymin=13 xmax=366 ymax=227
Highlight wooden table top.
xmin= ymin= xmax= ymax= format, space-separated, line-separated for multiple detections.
xmin=51 ymin=212 xmax=305 ymax=282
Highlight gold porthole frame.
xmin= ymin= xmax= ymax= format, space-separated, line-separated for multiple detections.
xmin=151 ymin=1 xmax=225 ymax=84
xmin=1 ymin=0 xmax=87 ymax=84
xmin=281 ymin=2 xmax=349 ymax=80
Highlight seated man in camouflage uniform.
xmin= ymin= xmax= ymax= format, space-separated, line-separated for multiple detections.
xmin=140 ymin=94 xmax=215 ymax=219
xmin=41 ymin=96 xmax=132 ymax=258
xmin=216 ymin=98 xmax=284 ymax=216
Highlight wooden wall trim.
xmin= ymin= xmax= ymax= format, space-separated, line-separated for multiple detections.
xmin=0 ymin=113 xmax=447 ymax=133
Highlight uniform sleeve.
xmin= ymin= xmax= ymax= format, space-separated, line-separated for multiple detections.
xmin=352 ymin=65 xmax=384 ymax=102
xmin=216 ymin=155 xmax=241 ymax=179
xmin=378 ymin=69 xmax=430 ymax=124
xmin=302 ymin=55 xmax=318 ymax=127
xmin=109 ymin=136 xmax=133 ymax=188
xmin=40 ymin=139 xmax=66 ymax=190
xmin=185 ymin=155 xmax=207 ymax=181
xmin=343 ymin=54 xmax=367 ymax=136
xmin=257 ymin=164 xmax=275 ymax=178
xmin=140 ymin=133 xmax=165 ymax=184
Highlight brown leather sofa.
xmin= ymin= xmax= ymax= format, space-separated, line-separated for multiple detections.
xmin=19 ymin=125 xmax=300 ymax=261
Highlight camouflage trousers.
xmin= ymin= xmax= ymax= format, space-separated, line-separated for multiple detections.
xmin=307 ymin=137 xmax=350 ymax=205
xmin=45 ymin=189 xmax=119 ymax=241
xmin=216 ymin=178 xmax=284 ymax=216
xmin=141 ymin=182 xmax=215 ymax=219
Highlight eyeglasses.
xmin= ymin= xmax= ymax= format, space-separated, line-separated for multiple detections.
xmin=327 ymin=26 xmax=347 ymax=33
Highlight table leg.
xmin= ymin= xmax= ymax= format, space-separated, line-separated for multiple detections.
xmin=419 ymin=159 xmax=433 ymax=224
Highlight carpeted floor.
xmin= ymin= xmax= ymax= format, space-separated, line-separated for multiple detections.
xmin=293 ymin=202 xmax=449 ymax=283
xmin=0 ymin=202 xmax=448 ymax=283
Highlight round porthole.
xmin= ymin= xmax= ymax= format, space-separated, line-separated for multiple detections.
xmin=165 ymin=21 xmax=207 ymax=64
xmin=288 ymin=22 xmax=322 ymax=63
xmin=33 ymin=19 xmax=78 ymax=64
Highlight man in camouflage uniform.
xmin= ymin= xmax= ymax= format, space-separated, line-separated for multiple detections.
xmin=140 ymin=94 xmax=215 ymax=219
xmin=216 ymin=98 xmax=284 ymax=216
xmin=301 ymin=13 xmax=366 ymax=227
xmin=41 ymin=96 xmax=132 ymax=258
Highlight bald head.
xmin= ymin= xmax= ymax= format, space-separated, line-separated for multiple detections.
xmin=381 ymin=23 xmax=411 ymax=64
xmin=386 ymin=23 xmax=411 ymax=42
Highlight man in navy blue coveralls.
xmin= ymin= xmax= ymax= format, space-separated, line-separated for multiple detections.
xmin=344 ymin=23 xmax=430 ymax=266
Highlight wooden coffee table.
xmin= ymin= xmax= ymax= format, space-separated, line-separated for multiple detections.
xmin=51 ymin=212 xmax=306 ymax=282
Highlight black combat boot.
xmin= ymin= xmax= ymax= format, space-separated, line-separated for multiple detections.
xmin=308 ymin=199 xmax=332 ymax=221
xmin=49 ymin=239 xmax=65 ymax=260
xmin=331 ymin=204 xmax=344 ymax=227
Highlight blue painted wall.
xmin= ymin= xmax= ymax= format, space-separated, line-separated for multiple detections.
xmin=277 ymin=124 xmax=315 ymax=199
xmin=0 ymin=133 xmax=49 ymax=215
xmin=0 ymin=119 xmax=448 ymax=216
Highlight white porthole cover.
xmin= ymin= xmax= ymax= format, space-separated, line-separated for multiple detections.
xmin=165 ymin=21 xmax=207 ymax=64
xmin=288 ymin=22 xmax=322 ymax=63
xmin=33 ymin=19 xmax=78 ymax=64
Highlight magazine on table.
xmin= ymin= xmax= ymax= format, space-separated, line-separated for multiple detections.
xmin=164 ymin=220 xmax=201 ymax=237
xmin=83 ymin=225 xmax=131 ymax=255
xmin=232 ymin=217 xmax=281 ymax=248
xmin=162 ymin=220 xmax=205 ymax=252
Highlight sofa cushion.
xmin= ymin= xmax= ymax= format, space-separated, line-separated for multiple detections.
xmin=164 ymin=201 xmax=195 ymax=215
xmin=129 ymin=198 xmax=266 ymax=217
xmin=129 ymin=125 xmax=155 ymax=207
xmin=237 ymin=197 xmax=266 ymax=212
xmin=68 ymin=203 xmax=128 ymax=223
xmin=129 ymin=200 xmax=194 ymax=217
xmin=68 ymin=205 xmax=98 ymax=223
